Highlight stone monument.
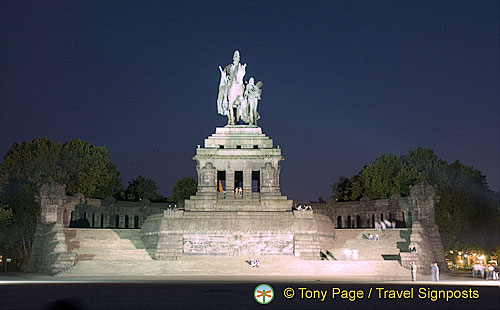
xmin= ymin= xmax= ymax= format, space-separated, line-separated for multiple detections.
xmin=141 ymin=51 xmax=334 ymax=260
xmin=217 ymin=50 xmax=263 ymax=126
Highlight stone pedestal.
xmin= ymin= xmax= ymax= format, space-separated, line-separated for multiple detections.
xmin=185 ymin=126 xmax=291 ymax=211
xmin=143 ymin=126 xmax=334 ymax=261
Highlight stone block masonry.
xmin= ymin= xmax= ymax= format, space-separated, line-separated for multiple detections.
xmin=143 ymin=208 xmax=327 ymax=260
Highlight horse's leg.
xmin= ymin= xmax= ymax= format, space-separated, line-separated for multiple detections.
xmin=229 ymin=102 xmax=234 ymax=125
xmin=236 ymin=104 xmax=240 ymax=123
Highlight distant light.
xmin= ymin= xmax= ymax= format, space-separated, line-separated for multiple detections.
xmin=464 ymin=254 xmax=468 ymax=258
xmin=449 ymin=250 xmax=454 ymax=254
xmin=458 ymin=251 xmax=462 ymax=255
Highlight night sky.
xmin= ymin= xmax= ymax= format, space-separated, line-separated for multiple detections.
xmin=1 ymin=1 xmax=498 ymax=202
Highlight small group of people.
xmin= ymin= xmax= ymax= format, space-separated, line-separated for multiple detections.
xmin=166 ymin=204 xmax=177 ymax=214
xmin=474 ymin=263 xmax=499 ymax=280
xmin=409 ymin=262 xmax=440 ymax=281
xmin=294 ymin=205 xmax=312 ymax=211
xmin=342 ymin=249 xmax=359 ymax=260
xmin=234 ymin=187 xmax=243 ymax=195
xmin=431 ymin=263 xmax=440 ymax=281
xmin=374 ymin=219 xmax=396 ymax=231
xmin=248 ymin=259 xmax=260 ymax=267
xmin=486 ymin=264 xmax=499 ymax=280
xmin=367 ymin=233 xmax=380 ymax=241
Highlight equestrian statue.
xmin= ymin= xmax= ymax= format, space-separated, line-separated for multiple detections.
xmin=217 ymin=50 xmax=263 ymax=126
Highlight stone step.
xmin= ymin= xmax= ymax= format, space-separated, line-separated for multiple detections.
xmin=59 ymin=257 xmax=408 ymax=278
xmin=66 ymin=228 xmax=151 ymax=262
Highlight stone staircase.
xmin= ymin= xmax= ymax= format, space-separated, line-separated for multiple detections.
xmin=58 ymin=228 xmax=408 ymax=279
xmin=67 ymin=228 xmax=152 ymax=261
xmin=327 ymin=229 xmax=406 ymax=261
xmin=60 ymin=255 xmax=408 ymax=278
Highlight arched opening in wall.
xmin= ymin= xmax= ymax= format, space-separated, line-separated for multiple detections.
xmin=70 ymin=211 xmax=74 ymax=225
xmin=134 ymin=216 xmax=139 ymax=229
xmin=389 ymin=213 xmax=392 ymax=221
xmin=402 ymin=212 xmax=406 ymax=228
xmin=91 ymin=213 xmax=95 ymax=228
xmin=115 ymin=215 xmax=120 ymax=228
xmin=101 ymin=213 xmax=104 ymax=228
xmin=125 ymin=215 xmax=129 ymax=229
xmin=356 ymin=215 xmax=361 ymax=228
xmin=337 ymin=216 xmax=342 ymax=228
xmin=78 ymin=211 xmax=90 ymax=228
xmin=347 ymin=215 xmax=351 ymax=228
xmin=372 ymin=214 xmax=375 ymax=228
xmin=380 ymin=213 xmax=384 ymax=222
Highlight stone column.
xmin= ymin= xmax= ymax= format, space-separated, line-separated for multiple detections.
xmin=226 ymin=170 xmax=235 ymax=195
xmin=243 ymin=170 xmax=252 ymax=198
xmin=119 ymin=215 xmax=125 ymax=228
xmin=104 ymin=213 xmax=109 ymax=227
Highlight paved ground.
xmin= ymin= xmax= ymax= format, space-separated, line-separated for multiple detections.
xmin=0 ymin=272 xmax=498 ymax=309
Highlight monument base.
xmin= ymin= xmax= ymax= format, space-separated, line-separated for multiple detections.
xmin=141 ymin=210 xmax=334 ymax=261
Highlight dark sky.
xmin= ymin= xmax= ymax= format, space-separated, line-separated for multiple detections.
xmin=1 ymin=0 xmax=498 ymax=202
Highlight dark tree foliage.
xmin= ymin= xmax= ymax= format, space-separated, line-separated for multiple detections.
xmin=0 ymin=138 xmax=123 ymax=270
xmin=170 ymin=177 xmax=197 ymax=204
xmin=332 ymin=147 xmax=500 ymax=253
xmin=331 ymin=176 xmax=354 ymax=202
xmin=0 ymin=204 xmax=12 ymax=221
xmin=124 ymin=175 xmax=161 ymax=201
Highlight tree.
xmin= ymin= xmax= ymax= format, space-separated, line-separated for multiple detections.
xmin=59 ymin=139 xmax=123 ymax=198
xmin=0 ymin=138 xmax=123 ymax=270
xmin=125 ymin=175 xmax=161 ymax=201
xmin=0 ymin=204 xmax=12 ymax=222
xmin=171 ymin=177 xmax=197 ymax=203
xmin=354 ymin=153 xmax=407 ymax=199
xmin=332 ymin=176 xmax=354 ymax=202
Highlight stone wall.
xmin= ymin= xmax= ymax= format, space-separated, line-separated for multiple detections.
xmin=140 ymin=213 xmax=163 ymax=258
xmin=27 ymin=182 xmax=81 ymax=274
xmin=314 ymin=214 xmax=335 ymax=249
xmin=27 ymin=223 xmax=76 ymax=274
xmin=70 ymin=198 xmax=166 ymax=229
xmin=313 ymin=195 xmax=411 ymax=229
xmin=400 ymin=183 xmax=447 ymax=274
xmin=142 ymin=209 xmax=334 ymax=261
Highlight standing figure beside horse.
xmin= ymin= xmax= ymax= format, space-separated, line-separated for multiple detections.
xmin=217 ymin=50 xmax=263 ymax=126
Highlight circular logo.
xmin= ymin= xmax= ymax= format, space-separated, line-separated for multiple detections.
xmin=254 ymin=284 xmax=274 ymax=305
